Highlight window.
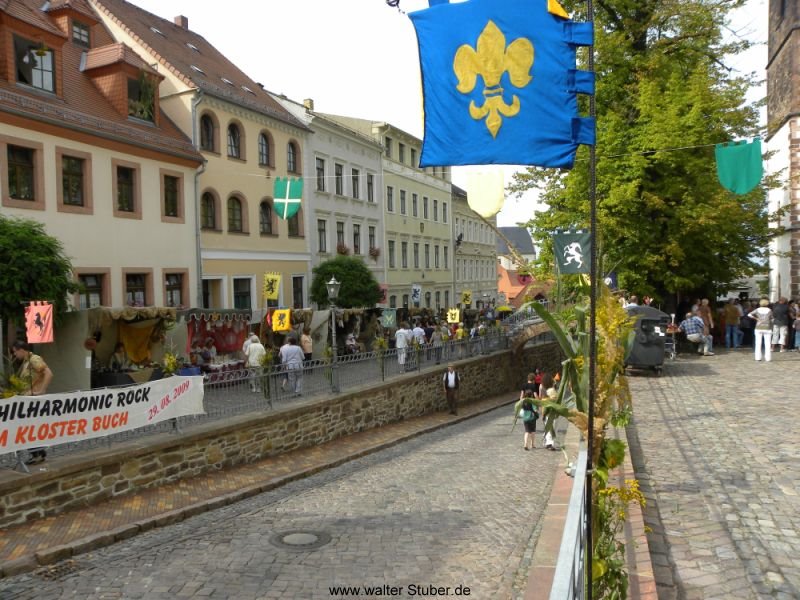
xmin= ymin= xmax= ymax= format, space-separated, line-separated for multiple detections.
xmin=367 ymin=174 xmax=374 ymax=202
xmin=292 ymin=276 xmax=304 ymax=309
xmin=425 ymin=292 xmax=431 ymax=308
xmin=233 ymin=278 xmax=251 ymax=310
xmin=413 ymin=243 xmax=420 ymax=269
xmin=412 ymin=193 xmax=418 ymax=217
xmin=287 ymin=142 xmax=298 ymax=172
xmin=369 ymin=226 xmax=376 ymax=250
xmin=384 ymin=136 xmax=392 ymax=158
xmin=402 ymin=294 xmax=409 ymax=309
xmin=336 ymin=221 xmax=345 ymax=246
xmin=435 ymin=291 xmax=441 ymax=310
xmin=165 ymin=273 xmax=184 ymax=308
xmin=390 ymin=295 xmax=397 ymax=308
xmin=445 ymin=291 xmax=450 ymax=308
xmin=444 ymin=246 xmax=449 ymax=269
xmin=423 ymin=196 xmax=429 ymax=219
xmin=201 ymin=192 xmax=216 ymax=229
xmin=260 ymin=200 xmax=273 ymax=234
xmin=288 ymin=210 xmax=301 ymax=237
xmin=8 ymin=146 xmax=35 ymax=200
xmin=351 ymin=168 xmax=360 ymax=199
xmin=388 ymin=240 xmax=396 ymax=268
xmin=435 ymin=245 xmax=440 ymax=268
xmin=126 ymin=273 xmax=147 ymax=307
xmin=400 ymin=190 xmax=406 ymax=215
xmin=401 ymin=241 xmax=408 ymax=268
xmin=317 ymin=219 xmax=327 ymax=252
xmin=227 ymin=124 xmax=241 ymax=158
xmin=353 ymin=224 xmax=361 ymax=254
xmin=316 ymin=158 xmax=326 ymax=191
xmin=128 ymin=75 xmax=155 ymax=121
xmin=433 ymin=199 xmax=439 ymax=222
xmin=411 ymin=148 xmax=417 ymax=168
xmin=200 ymin=114 xmax=215 ymax=151
xmin=335 ymin=163 xmax=344 ymax=195
xmin=163 ymin=174 xmax=179 ymax=217
xmin=387 ymin=186 xmax=394 ymax=212
xmin=425 ymin=244 xmax=430 ymax=268
xmin=58 ymin=156 xmax=84 ymax=206
xmin=78 ymin=274 xmax=103 ymax=309
xmin=258 ymin=133 xmax=270 ymax=166
xmin=14 ymin=35 xmax=55 ymax=92
xmin=442 ymin=202 xmax=448 ymax=224
xmin=399 ymin=143 xmax=405 ymax=163
xmin=72 ymin=21 xmax=90 ymax=47
xmin=116 ymin=166 xmax=135 ymax=212
xmin=227 ymin=196 xmax=243 ymax=232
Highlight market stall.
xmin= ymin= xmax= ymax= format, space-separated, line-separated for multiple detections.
xmin=178 ymin=308 xmax=251 ymax=376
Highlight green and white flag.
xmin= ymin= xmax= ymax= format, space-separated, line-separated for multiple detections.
xmin=274 ymin=177 xmax=303 ymax=220
xmin=380 ymin=309 xmax=397 ymax=328
xmin=553 ymin=231 xmax=591 ymax=274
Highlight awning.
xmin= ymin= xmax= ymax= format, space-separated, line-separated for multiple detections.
xmin=88 ymin=306 xmax=176 ymax=331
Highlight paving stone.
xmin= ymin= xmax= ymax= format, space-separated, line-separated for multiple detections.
xmin=627 ymin=352 xmax=800 ymax=600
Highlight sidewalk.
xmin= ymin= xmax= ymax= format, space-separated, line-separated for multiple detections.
xmin=0 ymin=392 xmax=517 ymax=578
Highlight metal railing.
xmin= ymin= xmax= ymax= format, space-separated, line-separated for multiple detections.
xmin=1 ymin=321 xmax=555 ymax=467
xmin=549 ymin=446 xmax=589 ymax=600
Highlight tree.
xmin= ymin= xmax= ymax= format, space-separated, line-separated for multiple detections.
xmin=509 ymin=0 xmax=773 ymax=302
xmin=310 ymin=255 xmax=382 ymax=308
xmin=0 ymin=215 xmax=79 ymax=328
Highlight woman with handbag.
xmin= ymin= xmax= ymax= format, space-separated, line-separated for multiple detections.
xmin=518 ymin=392 xmax=539 ymax=451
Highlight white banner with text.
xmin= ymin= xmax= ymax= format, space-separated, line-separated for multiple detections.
xmin=0 ymin=376 xmax=205 ymax=454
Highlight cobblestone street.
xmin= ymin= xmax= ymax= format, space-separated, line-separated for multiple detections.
xmin=0 ymin=407 xmax=562 ymax=600
xmin=627 ymin=350 xmax=800 ymax=599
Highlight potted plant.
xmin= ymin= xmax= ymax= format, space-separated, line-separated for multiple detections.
xmin=369 ymin=246 xmax=381 ymax=261
xmin=336 ymin=243 xmax=351 ymax=256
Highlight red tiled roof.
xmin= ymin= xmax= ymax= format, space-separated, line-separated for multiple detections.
xmin=83 ymin=42 xmax=159 ymax=74
xmin=0 ymin=0 xmax=201 ymax=164
xmin=44 ymin=0 xmax=98 ymax=22
xmin=90 ymin=0 xmax=309 ymax=132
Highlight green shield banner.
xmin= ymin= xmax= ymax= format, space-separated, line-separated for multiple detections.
xmin=553 ymin=231 xmax=591 ymax=274
xmin=715 ymin=139 xmax=762 ymax=195
xmin=274 ymin=177 xmax=303 ymax=219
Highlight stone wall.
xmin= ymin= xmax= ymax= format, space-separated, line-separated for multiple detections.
xmin=0 ymin=343 xmax=560 ymax=528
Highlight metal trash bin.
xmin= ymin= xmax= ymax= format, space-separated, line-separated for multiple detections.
xmin=624 ymin=305 xmax=671 ymax=374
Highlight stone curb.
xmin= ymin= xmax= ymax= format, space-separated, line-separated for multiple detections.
xmin=1 ymin=396 xmax=515 ymax=579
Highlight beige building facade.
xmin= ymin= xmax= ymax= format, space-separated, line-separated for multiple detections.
xmin=91 ymin=0 xmax=312 ymax=318
xmin=1 ymin=0 xmax=202 ymax=311
xmin=451 ymin=185 xmax=499 ymax=308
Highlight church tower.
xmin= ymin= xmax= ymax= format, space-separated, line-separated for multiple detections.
xmin=767 ymin=0 xmax=800 ymax=298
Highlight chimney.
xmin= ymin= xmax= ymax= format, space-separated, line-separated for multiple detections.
xmin=174 ymin=15 xmax=189 ymax=29
xmin=303 ymin=98 xmax=314 ymax=111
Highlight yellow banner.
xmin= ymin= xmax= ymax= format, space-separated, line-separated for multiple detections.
xmin=461 ymin=290 xmax=472 ymax=305
xmin=272 ymin=309 xmax=291 ymax=332
xmin=447 ymin=308 xmax=460 ymax=324
xmin=263 ymin=272 xmax=281 ymax=301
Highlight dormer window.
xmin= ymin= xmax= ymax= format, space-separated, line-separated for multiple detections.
xmin=190 ymin=64 xmax=205 ymax=75
xmin=72 ymin=21 xmax=90 ymax=48
xmin=128 ymin=71 xmax=156 ymax=122
xmin=186 ymin=42 xmax=200 ymax=52
xmin=150 ymin=26 xmax=165 ymax=36
xmin=14 ymin=35 xmax=55 ymax=93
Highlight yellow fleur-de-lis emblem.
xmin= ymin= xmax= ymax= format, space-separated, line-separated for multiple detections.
xmin=453 ymin=21 xmax=534 ymax=138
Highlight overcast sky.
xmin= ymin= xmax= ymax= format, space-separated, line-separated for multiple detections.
xmin=128 ymin=0 xmax=768 ymax=226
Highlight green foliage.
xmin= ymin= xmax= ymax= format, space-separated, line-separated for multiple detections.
xmin=310 ymin=255 xmax=382 ymax=308
xmin=509 ymin=0 xmax=771 ymax=300
xmin=0 ymin=215 xmax=79 ymax=325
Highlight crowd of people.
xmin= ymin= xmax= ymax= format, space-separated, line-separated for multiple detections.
xmin=393 ymin=319 xmax=492 ymax=371
xmin=672 ymin=296 xmax=796 ymax=362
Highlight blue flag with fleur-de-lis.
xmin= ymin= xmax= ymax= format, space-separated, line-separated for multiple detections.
xmin=409 ymin=0 xmax=595 ymax=169
xmin=273 ymin=177 xmax=303 ymax=220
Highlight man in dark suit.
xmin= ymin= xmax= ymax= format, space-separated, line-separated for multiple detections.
xmin=442 ymin=363 xmax=460 ymax=415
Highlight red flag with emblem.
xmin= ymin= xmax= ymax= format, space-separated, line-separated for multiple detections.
xmin=25 ymin=301 xmax=54 ymax=344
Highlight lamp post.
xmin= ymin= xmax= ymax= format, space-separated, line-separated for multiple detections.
xmin=326 ymin=276 xmax=341 ymax=393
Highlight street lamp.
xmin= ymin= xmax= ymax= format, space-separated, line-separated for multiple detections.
xmin=326 ymin=276 xmax=341 ymax=393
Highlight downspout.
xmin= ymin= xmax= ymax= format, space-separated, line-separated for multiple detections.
xmin=191 ymin=91 xmax=206 ymax=308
